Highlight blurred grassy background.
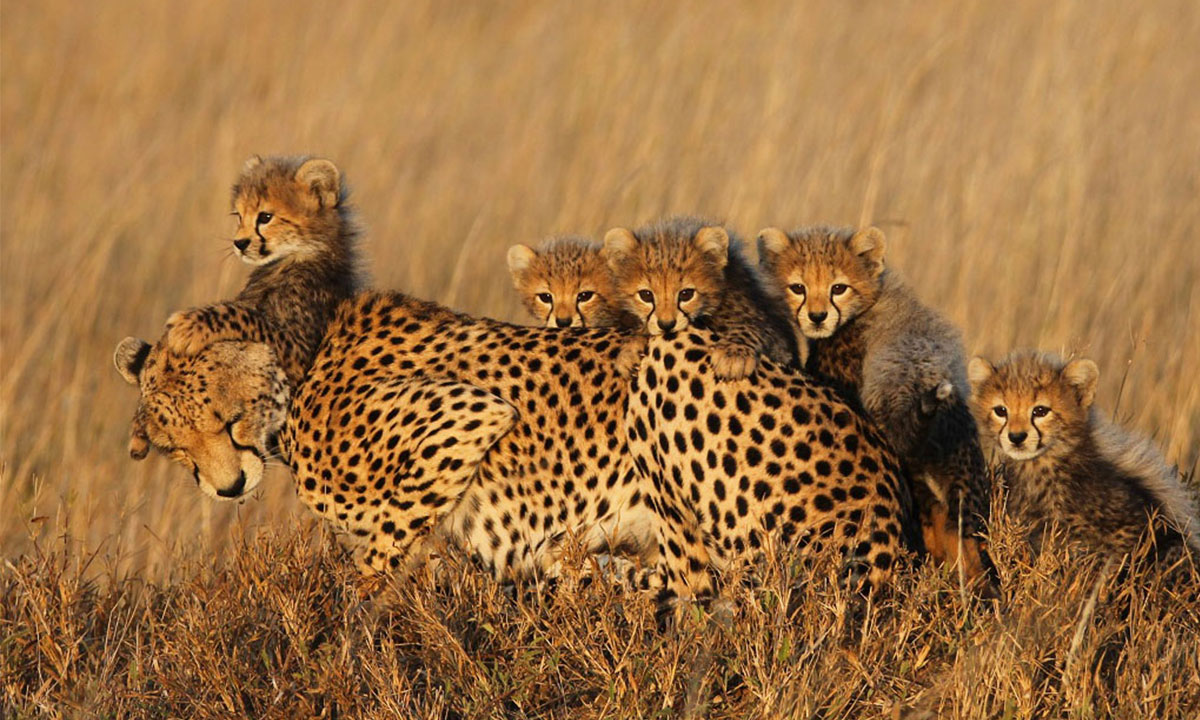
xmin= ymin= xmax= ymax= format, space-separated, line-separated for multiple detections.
xmin=2 ymin=0 xmax=1198 ymax=578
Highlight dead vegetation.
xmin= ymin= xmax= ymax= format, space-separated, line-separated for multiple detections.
xmin=3 ymin=510 xmax=1197 ymax=718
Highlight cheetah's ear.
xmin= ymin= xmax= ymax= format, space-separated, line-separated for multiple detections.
xmin=601 ymin=228 xmax=639 ymax=271
xmin=242 ymin=154 xmax=264 ymax=174
xmin=966 ymin=356 xmax=994 ymax=392
xmin=756 ymin=227 xmax=790 ymax=258
xmin=114 ymin=337 xmax=152 ymax=385
xmin=295 ymin=158 xmax=341 ymax=209
xmin=506 ymin=244 xmax=536 ymax=276
xmin=693 ymin=226 xmax=730 ymax=270
xmin=1062 ymin=358 xmax=1100 ymax=409
xmin=920 ymin=381 xmax=958 ymax=416
xmin=849 ymin=226 xmax=886 ymax=278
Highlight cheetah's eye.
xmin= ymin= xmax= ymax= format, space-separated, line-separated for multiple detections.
xmin=788 ymin=283 xmax=805 ymax=296
xmin=637 ymin=290 xmax=655 ymax=304
xmin=1031 ymin=405 xmax=1051 ymax=418
xmin=536 ymin=293 xmax=553 ymax=304
xmin=256 ymin=211 xmax=273 ymax=225
xmin=992 ymin=405 xmax=1008 ymax=419
xmin=576 ymin=291 xmax=595 ymax=303
xmin=678 ymin=288 xmax=695 ymax=302
xmin=831 ymin=283 xmax=849 ymax=296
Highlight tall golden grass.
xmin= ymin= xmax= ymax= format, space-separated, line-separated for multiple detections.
xmin=5 ymin=0 xmax=1199 ymax=574
xmin=9 ymin=0 xmax=1196 ymax=575
xmin=2 ymin=0 xmax=1200 ymax=715
xmin=3 ymin=0 xmax=1200 ymax=713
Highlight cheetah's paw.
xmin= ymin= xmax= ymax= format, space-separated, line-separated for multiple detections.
xmin=615 ymin=336 xmax=650 ymax=377
xmin=164 ymin=310 xmax=214 ymax=356
xmin=710 ymin=344 xmax=758 ymax=381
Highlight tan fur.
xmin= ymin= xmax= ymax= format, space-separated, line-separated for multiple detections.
xmin=506 ymin=236 xmax=622 ymax=329
xmin=163 ymin=156 xmax=363 ymax=386
xmin=602 ymin=216 xmax=797 ymax=380
xmin=969 ymin=352 xmax=1200 ymax=556
xmin=759 ymin=225 xmax=993 ymax=589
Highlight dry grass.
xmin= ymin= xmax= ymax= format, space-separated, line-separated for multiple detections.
xmin=3 ymin=509 xmax=1198 ymax=718
xmin=3 ymin=0 xmax=1199 ymax=716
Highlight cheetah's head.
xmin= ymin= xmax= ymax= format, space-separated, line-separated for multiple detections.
xmin=114 ymin=336 xmax=290 ymax=500
xmin=602 ymin=218 xmax=730 ymax=335
xmin=757 ymin=226 xmax=885 ymax=339
xmin=967 ymin=352 xmax=1098 ymax=462
xmin=507 ymin=237 xmax=621 ymax=328
xmin=229 ymin=155 xmax=348 ymax=265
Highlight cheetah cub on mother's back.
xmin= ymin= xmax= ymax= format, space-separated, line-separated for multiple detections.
xmin=506 ymin=236 xmax=625 ymax=329
xmin=757 ymin=225 xmax=992 ymax=584
xmin=164 ymin=155 xmax=363 ymax=386
xmin=602 ymin=216 xmax=797 ymax=380
xmin=969 ymin=352 xmax=1200 ymax=557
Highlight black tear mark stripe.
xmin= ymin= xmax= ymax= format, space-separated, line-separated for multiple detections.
xmin=227 ymin=422 xmax=266 ymax=462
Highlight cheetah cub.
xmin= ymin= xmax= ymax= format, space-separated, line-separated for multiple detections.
xmin=164 ymin=155 xmax=363 ymax=386
xmin=602 ymin=216 xmax=797 ymax=380
xmin=969 ymin=352 xmax=1200 ymax=557
xmin=506 ymin=236 xmax=624 ymax=329
xmin=757 ymin=225 xmax=992 ymax=584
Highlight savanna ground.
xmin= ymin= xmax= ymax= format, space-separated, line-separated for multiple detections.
xmin=2 ymin=0 xmax=1198 ymax=717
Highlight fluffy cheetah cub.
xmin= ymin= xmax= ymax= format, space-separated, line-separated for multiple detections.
xmin=507 ymin=236 xmax=623 ymax=329
xmin=757 ymin=226 xmax=991 ymax=584
xmin=969 ymin=352 xmax=1200 ymax=556
xmin=602 ymin=216 xmax=797 ymax=380
xmin=164 ymin=155 xmax=363 ymax=386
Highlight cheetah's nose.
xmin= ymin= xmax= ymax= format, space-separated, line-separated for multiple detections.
xmin=1007 ymin=431 xmax=1028 ymax=445
xmin=658 ymin=318 xmax=676 ymax=332
xmin=555 ymin=317 xmax=572 ymax=328
xmin=217 ymin=471 xmax=247 ymax=498
xmin=233 ymin=238 xmax=251 ymax=252
xmin=808 ymin=311 xmax=828 ymax=324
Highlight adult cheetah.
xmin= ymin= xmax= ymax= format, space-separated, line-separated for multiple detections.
xmin=116 ymin=291 xmax=914 ymax=602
